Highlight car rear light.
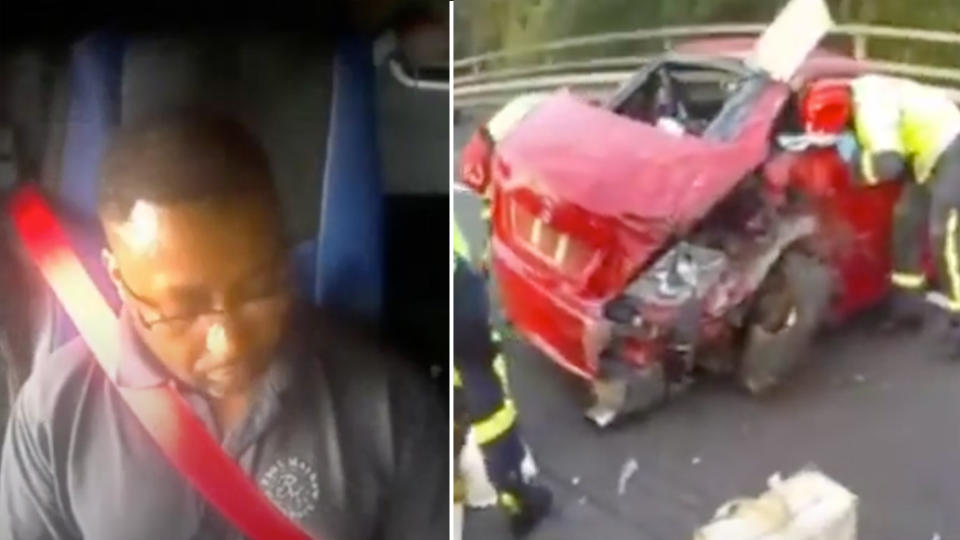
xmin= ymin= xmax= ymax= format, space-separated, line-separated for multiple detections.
xmin=509 ymin=199 xmax=597 ymax=279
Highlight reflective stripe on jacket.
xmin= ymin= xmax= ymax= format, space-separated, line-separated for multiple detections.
xmin=453 ymin=218 xmax=470 ymax=262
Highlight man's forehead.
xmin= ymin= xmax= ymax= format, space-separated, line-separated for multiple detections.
xmin=111 ymin=201 xmax=161 ymax=256
xmin=107 ymin=196 xmax=277 ymax=239
xmin=105 ymin=197 xmax=283 ymax=282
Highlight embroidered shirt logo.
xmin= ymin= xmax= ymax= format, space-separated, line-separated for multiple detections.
xmin=260 ymin=457 xmax=320 ymax=519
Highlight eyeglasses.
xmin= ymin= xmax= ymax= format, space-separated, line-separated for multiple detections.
xmin=115 ymin=265 xmax=291 ymax=334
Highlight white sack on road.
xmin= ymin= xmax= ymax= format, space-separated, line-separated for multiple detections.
xmin=694 ymin=468 xmax=857 ymax=540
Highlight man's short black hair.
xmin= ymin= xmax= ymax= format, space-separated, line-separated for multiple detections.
xmin=98 ymin=110 xmax=277 ymax=222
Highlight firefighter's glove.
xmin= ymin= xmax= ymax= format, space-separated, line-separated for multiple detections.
xmin=836 ymin=132 xmax=858 ymax=164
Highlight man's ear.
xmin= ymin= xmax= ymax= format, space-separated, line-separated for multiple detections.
xmin=101 ymin=248 xmax=123 ymax=297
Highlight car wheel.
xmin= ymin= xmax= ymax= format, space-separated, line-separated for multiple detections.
xmin=738 ymin=251 xmax=832 ymax=394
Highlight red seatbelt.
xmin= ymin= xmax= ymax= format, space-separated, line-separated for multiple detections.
xmin=8 ymin=184 xmax=314 ymax=540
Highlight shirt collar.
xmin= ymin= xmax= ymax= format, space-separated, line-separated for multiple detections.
xmin=263 ymin=335 xmax=297 ymax=398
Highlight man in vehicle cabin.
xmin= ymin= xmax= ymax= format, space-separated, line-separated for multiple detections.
xmin=0 ymin=111 xmax=447 ymax=539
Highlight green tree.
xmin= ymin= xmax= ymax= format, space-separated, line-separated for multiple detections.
xmin=454 ymin=0 xmax=960 ymax=68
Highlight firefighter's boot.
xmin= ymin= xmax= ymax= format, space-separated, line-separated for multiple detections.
xmin=502 ymin=481 xmax=553 ymax=538
xmin=882 ymin=288 xmax=927 ymax=331
xmin=940 ymin=315 xmax=960 ymax=361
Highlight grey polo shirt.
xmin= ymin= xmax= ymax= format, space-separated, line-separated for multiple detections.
xmin=0 ymin=308 xmax=447 ymax=540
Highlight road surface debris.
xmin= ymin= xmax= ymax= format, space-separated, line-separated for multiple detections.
xmin=617 ymin=458 xmax=639 ymax=495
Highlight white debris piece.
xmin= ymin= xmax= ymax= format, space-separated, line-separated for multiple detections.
xmin=853 ymin=374 xmax=866 ymax=383
xmin=694 ymin=468 xmax=858 ymax=540
xmin=656 ymin=117 xmax=686 ymax=137
xmin=692 ymin=457 xmax=702 ymax=465
xmin=571 ymin=476 xmax=581 ymax=486
xmin=520 ymin=445 xmax=539 ymax=481
xmin=931 ymin=534 xmax=941 ymax=540
xmin=617 ymin=458 xmax=639 ymax=495
xmin=749 ymin=0 xmax=834 ymax=82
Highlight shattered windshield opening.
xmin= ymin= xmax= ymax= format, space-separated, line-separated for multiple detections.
xmin=608 ymin=60 xmax=759 ymax=138
xmin=700 ymin=73 xmax=773 ymax=142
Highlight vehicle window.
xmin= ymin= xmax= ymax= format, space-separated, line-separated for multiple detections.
xmin=701 ymin=74 xmax=773 ymax=142
xmin=670 ymin=66 xmax=743 ymax=122
xmin=610 ymin=61 xmax=748 ymax=136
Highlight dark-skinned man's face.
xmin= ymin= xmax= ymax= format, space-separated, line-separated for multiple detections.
xmin=101 ymin=193 xmax=292 ymax=399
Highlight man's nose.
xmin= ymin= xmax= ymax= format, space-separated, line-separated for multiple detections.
xmin=205 ymin=322 xmax=243 ymax=360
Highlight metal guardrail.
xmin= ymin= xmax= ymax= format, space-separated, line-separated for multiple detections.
xmin=454 ymin=24 xmax=960 ymax=108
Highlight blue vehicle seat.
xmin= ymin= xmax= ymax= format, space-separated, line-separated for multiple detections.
xmin=37 ymin=31 xmax=384 ymax=356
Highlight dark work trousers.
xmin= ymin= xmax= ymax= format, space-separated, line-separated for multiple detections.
xmin=927 ymin=135 xmax=960 ymax=313
xmin=453 ymin=257 xmax=528 ymax=509
xmin=890 ymin=180 xmax=931 ymax=283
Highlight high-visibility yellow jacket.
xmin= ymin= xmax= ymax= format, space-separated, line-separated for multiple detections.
xmin=852 ymin=74 xmax=960 ymax=184
xmin=453 ymin=218 xmax=470 ymax=263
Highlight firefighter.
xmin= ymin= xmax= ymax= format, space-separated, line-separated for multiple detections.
xmin=452 ymin=218 xmax=552 ymax=537
xmin=802 ymin=75 xmax=960 ymax=337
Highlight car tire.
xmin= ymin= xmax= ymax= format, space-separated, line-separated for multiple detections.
xmin=738 ymin=251 xmax=832 ymax=394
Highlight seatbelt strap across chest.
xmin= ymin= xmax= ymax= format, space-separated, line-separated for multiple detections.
xmin=8 ymin=184 xmax=314 ymax=540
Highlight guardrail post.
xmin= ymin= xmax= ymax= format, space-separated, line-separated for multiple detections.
xmin=853 ymin=34 xmax=867 ymax=60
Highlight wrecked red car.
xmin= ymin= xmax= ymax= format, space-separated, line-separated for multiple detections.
xmin=461 ymin=44 xmax=904 ymax=425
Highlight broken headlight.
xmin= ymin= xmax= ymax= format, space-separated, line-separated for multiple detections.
xmin=625 ymin=242 xmax=729 ymax=307
xmin=603 ymin=242 xmax=729 ymax=332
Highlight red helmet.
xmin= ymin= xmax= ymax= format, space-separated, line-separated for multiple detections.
xmin=801 ymin=80 xmax=852 ymax=134
xmin=460 ymin=128 xmax=494 ymax=193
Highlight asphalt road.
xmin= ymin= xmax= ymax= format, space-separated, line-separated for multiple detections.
xmin=454 ymin=112 xmax=960 ymax=540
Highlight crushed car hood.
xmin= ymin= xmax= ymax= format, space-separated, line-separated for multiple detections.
xmin=496 ymin=89 xmax=788 ymax=241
